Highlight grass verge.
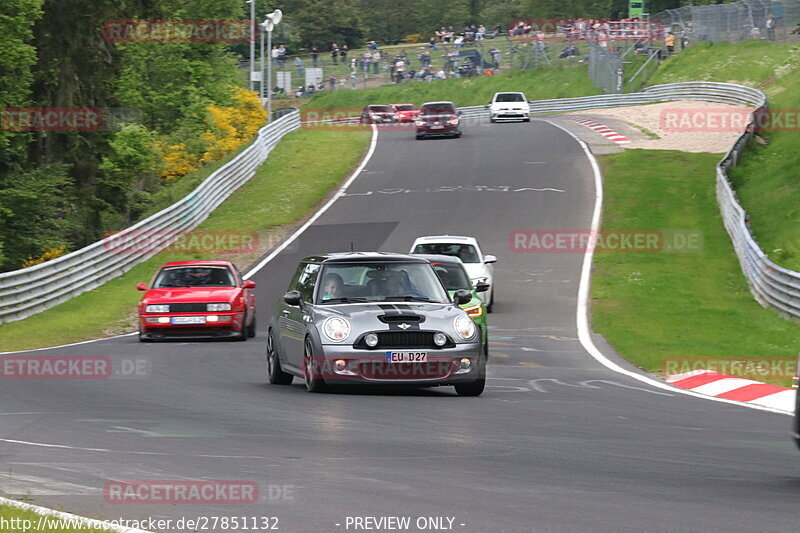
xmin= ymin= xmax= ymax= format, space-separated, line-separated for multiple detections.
xmin=305 ymin=64 xmax=600 ymax=109
xmin=651 ymin=41 xmax=800 ymax=271
xmin=0 ymin=128 xmax=371 ymax=353
xmin=0 ymin=504 xmax=113 ymax=533
xmin=591 ymin=149 xmax=800 ymax=387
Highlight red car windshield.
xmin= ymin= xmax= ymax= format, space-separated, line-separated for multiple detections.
xmin=153 ymin=265 xmax=235 ymax=288
xmin=394 ymin=105 xmax=415 ymax=111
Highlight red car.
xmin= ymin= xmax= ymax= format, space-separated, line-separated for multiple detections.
xmin=136 ymin=261 xmax=256 ymax=342
xmin=391 ymin=103 xmax=420 ymax=123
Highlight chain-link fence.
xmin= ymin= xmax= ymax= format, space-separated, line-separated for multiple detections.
xmin=654 ymin=0 xmax=800 ymax=43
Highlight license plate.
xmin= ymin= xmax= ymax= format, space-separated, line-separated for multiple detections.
xmin=431 ymin=125 xmax=444 ymax=129
xmin=385 ymin=351 xmax=427 ymax=363
xmin=172 ymin=316 xmax=206 ymax=325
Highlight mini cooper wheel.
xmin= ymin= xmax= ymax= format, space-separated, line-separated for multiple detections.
xmin=267 ymin=330 xmax=293 ymax=385
xmin=454 ymin=356 xmax=486 ymax=397
xmin=304 ymin=338 xmax=327 ymax=392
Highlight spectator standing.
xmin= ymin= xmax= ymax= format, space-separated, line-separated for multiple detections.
xmin=350 ymin=67 xmax=357 ymax=88
xmin=363 ymin=50 xmax=372 ymax=72
xmin=489 ymin=47 xmax=501 ymax=69
xmin=328 ymin=74 xmax=336 ymax=90
xmin=277 ymin=44 xmax=287 ymax=67
xmin=271 ymin=46 xmax=279 ymax=67
xmin=429 ymin=36 xmax=438 ymax=50
xmin=341 ymin=44 xmax=349 ymax=63
xmin=331 ymin=43 xmax=339 ymax=64
xmin=294 ymin=56 xmax=304 ymax=77
xmin=766 ymin=13 xmax=775 ymax=41
xmin=310 ymin=45 xmax=319 ymax=67
xmin=477 ymin=25 xmax=486 ymax=40
xmin=665 ymin=32 xmax=675 ymax=54
xmin=372 ymin=50 xmax=381 ymax=74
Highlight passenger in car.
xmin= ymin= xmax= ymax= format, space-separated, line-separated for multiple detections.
xmin=321 ymin=273 xmax=344 ymax=300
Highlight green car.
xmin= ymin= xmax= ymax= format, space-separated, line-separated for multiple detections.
xmin=414 ymin=254 xmax=489 ymax=356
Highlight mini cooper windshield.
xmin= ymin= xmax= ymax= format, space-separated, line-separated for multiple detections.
xmin=316 ymin=262 xmax=450 ymax=304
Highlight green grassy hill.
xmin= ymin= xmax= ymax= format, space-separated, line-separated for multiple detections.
xmin=305 ymin=64 xmax=600 ymax=108
xmin=651 ymin=41 xmax=800 ymax=270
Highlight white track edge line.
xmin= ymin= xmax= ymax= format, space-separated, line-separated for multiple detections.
xmin=244 ymin=123 xmax=378 ymax=279
xmin=1 ymin=126 xmax=379 ymax=355
xmin=0 ymin=496 xmax=154 ymax=533
xmin=538 ymin=118 xmax=791 ymax=417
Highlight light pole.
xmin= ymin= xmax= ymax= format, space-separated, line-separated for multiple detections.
xmin=260 ymin=9 xmax=282 ymax=122
xmin=247 ymin=0 xmax=255 ymax=91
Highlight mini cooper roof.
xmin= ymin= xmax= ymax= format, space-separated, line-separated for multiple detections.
xmin=300 ymin=252 xmax=432 ymax=264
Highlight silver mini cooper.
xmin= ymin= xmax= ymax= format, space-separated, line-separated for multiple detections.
xmin=267 ymin=253 xmax=485 ymax=395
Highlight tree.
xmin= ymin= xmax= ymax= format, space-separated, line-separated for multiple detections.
xmin=291 ymin=0 xmax=364 ymax=47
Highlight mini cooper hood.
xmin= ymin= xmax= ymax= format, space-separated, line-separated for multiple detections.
xmin=314 ymin=302 xmax=465 ymax=331
xmin=143 ymin=287 xmax=238 ymax=304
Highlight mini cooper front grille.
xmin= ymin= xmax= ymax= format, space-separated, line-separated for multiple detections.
xmin=354 ymin=331 xmax=455 ymax=349
xmin=378 ymin=315 xmax=423 ymax=324
xmin=168 ymin=303 xmax=208 ymax=313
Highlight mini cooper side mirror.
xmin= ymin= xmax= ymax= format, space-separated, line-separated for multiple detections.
xmin=484 ymin=254 xmax=497 ymax=264
xmin=453 ymin=289 xmax=472 ymax=306
xmin=243 ymin=280 xmax=256 ymax=289
xmin=283 ymin=290 xmax=302 ymax=307
xmin=475 ymin=281 xmax=490 ymax=293
xmin=136 ymin=283 xmax=147 ymax=291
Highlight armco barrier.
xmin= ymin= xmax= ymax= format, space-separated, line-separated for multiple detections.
xmin=0 ymin=110 xmax=300 ymax=324
xmin=465 ymin=82 xmax=800 ymax=320
xmin=1 ymin=83 xmax=794 ymax=324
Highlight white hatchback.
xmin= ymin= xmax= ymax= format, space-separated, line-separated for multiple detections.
xmin=410 ymin=236 xmax=496 ymax=312
xmin=488 ymin=91 xmax=530 ymax=123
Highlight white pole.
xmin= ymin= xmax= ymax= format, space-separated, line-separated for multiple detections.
xmin=249 ymin=0 xmax=255 ymax=92
xmin=260 ymin=28 xmax=265 ymax=100
xmin=267 ymin=28 xmax=273 ymax=122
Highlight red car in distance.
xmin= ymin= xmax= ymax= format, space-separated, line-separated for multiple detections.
xmin=136 ymin=260 xmax=256 ymax=342
xmin=392 ymin=103 xmax=420 ymax=122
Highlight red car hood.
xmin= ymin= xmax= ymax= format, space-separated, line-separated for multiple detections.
xmin=143 ymin=287 xmax=239 ymax=304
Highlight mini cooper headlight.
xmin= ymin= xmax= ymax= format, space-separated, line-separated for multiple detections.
xmin=146 ymin=304 xmax=169 ymax=313
xmin=454 ymin=315 xmax=476 ymax=340
xmin=323 ymin=317 xmax=351 ymax=342
xmin=207 ymin=303 xmax=231 ymax=312
xmin=433 ymin=332 xmax=448 ymax=346
xmin=365 ymin=333 xmax=379 ymax=347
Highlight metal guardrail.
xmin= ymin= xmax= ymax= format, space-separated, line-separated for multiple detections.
xmin=2 ymin=83 xmax=794 ymax=324
xmin=0 ymin=110 xmax=301 ymax=324
xmin=462 ymin=82 xmax=799 ymax=320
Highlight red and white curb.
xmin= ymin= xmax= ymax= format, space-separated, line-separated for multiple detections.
xmin=666 ymin=370 xmax=794 ymax=412
xmin=568 ymin=117 xmax=631 ymax=144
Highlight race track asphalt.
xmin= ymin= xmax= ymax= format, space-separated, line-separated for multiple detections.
xmin=1 ymin=120 xmax=797 ymax=533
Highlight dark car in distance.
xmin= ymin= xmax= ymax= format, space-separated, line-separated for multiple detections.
xmin=360 ymin=105 xmax=397 ymax=124
xmin=267 ymin=253 xmax=485 ymax=395
xmin=415 ymin=101 xmax=462 ymax=139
